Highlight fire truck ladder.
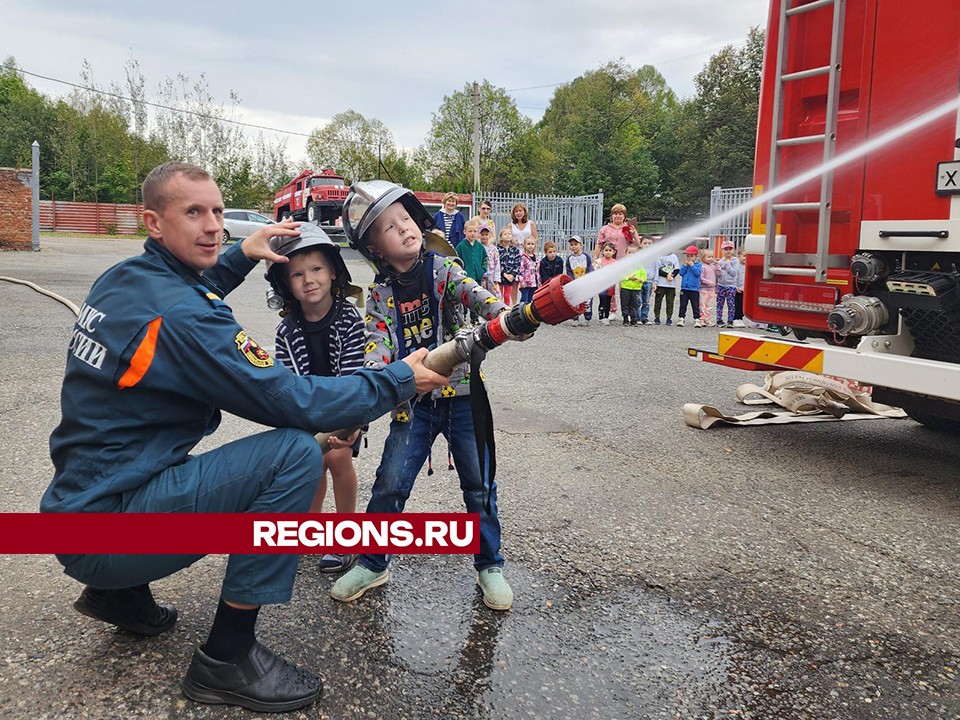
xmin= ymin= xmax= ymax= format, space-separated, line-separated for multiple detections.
xmin=764 ymin=0 xmax=846 ymax=284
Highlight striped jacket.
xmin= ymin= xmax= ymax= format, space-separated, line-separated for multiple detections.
xmin=274 ymin=299 xmax=365 ymax=377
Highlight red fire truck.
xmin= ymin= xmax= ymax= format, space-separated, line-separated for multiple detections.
xmin=273 ymin=169 xmax=473 ymax=239
xmin=693 ymin=0 xmax=960 ymax=429
xmin=273 ymin=168 xmax=350 ymax=226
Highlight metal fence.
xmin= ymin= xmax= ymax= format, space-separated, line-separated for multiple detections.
xmin=475 ymin=192 xmax=605 ymax=253
xmin=709 ymin=186 xmax=754 ymax=250
xmin=39 ymin=199 xmax=143 ymax=235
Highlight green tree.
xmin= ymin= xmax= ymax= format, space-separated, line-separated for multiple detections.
xmin=0 ymin=58 xmax=57 ymax=186
xmin=305 ymin=109 xmax=394 ymax=183
xmin=669 ymin=27 xmax=765 ymax=217
xmin=538 ymin=60 xmax=672 ymax=217
xmin=420 ymin=81 xmax=538 ymax=193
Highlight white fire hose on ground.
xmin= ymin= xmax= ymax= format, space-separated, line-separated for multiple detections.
xmin=684 ymin=371 xmax=907 ymax=429
xmin=0 ymin=276 xmax=80 ymax=316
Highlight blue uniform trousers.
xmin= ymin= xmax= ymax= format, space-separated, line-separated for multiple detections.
xmin=58 ymin=428 xmax=323 ymax=606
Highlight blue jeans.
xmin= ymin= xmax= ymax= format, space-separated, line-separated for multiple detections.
xmin=59 ymin=428 xmax=323 ymax=606
xmin=359 ymin=396 xmax=503 ymax=573
xmin=519 ymin=286 xmax=536 ymax=303
xmin=639 ymin=281 xmax=653 ymax=322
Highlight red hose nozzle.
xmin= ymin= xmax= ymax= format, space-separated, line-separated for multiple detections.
xmin=530 ymin=274 xmax=585 ymax=325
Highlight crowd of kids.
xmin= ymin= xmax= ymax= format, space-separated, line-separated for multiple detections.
xmin=267 ymin=196 xmax=753 ymax=613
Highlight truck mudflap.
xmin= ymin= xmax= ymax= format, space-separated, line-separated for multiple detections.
xmin=689 ymin=331 xmax=960 ymax=404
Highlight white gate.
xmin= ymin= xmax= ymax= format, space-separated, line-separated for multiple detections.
xmin=709 ymin=186 xmax=753 ymax=250
xmin=477 ymin=192 xmax=605 ymax=252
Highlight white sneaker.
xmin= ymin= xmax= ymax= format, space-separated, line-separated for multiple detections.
xmin=732 ymin=319 xmax=746 ymax=328
xmin=600 ymin=318 xmax=610 ymax=326
xmin=571 ymin=319 xmax=581 ymax=326
xmin=677 ymin=318 xmax=685 ymax=327
xmin=694 ymin=319 xmax=704 ymax=328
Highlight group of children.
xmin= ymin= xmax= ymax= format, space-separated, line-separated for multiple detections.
xmin=264 ymin=190 xmax=752 ymax=617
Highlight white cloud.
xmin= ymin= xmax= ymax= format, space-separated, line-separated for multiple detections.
xmin=1 ymin=0 xmax=768 ymax=168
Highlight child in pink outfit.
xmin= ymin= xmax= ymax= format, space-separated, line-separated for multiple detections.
xmin=517 ymin=237 xmax=540 ymax=303
xmin=699 ymin=249 xmax=718 ymax=327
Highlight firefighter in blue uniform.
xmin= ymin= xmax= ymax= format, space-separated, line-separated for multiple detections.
xmin=41 ymin=161 xmax=449 ymax=714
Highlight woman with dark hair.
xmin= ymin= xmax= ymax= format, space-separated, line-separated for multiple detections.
xmin=508 ymin=202 xmax=538 ymax=305
xmin=472 ymin=199 xmax=496 ymax=237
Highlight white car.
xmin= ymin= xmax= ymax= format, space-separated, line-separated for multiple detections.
xmin=222 ymin=209 xmax=272 ymax=243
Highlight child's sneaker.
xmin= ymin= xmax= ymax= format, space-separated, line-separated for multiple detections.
xmin=641 ymin=320 xmax=652 ymax=326
xmin=733 ymin=319 xmax=746 ymax=328
xmin=677 ymin=318 xmax=685 ymax=327
xmin=600 ymin=318 xmax=610 ymax=326
xmin=331 ymin=565 xmax=390 ymax=602
xmin=694 ymin=319 xmax=704 ymax=328
xmin=477 ymin=567 xmax=513 ymax=610
xmin=653 ymin=318 xmax=661 ymax=325
xmin=666 ymin=318 xmax=673 ymax=326
xmin=571 ymin=318 xmax=581 ymax=327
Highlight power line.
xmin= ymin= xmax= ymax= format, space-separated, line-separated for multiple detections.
xmin=2 ymin=63 xmax=317 ymax=138
xmin=1 ymin=62 xmax=395 ymax=153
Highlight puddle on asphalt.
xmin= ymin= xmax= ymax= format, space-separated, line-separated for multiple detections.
xmin=384 ymin=559 xmax=733 ymax=719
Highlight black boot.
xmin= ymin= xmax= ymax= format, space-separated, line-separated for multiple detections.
xmin=73 ymin=584 xmax=178 ymax=637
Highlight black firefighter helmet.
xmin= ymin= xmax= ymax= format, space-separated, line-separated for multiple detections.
xmin=264 ymin=223 xmax=363 ymax=313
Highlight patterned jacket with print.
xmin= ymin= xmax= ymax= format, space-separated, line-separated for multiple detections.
xmin=363 ymin=253 xmax=507 ymax=421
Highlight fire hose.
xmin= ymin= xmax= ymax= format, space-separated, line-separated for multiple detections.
xmin=0 ymin=276 xmax=80 ymax=317
xmin=315 ymin=273 xmax=585 ymax=452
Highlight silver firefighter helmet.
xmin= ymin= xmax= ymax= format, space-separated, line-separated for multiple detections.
xmin=341 ymin=180 xmax=455 ymax=274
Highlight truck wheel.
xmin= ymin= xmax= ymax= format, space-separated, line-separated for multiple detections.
xmin=906 ymin=409 xmax=960 ymax=432
xmin=307 ymin=202 xmax=316 ymax=222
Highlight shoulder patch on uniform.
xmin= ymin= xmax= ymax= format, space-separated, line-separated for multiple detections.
xmin=195 ymin=284 xmax=227 ymax=308
xmin=235 ymin=330 xmax=274 ymax=368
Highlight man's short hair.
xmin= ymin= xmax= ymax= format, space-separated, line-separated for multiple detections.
xmin=142 ymin=161 xmax=211 ymax=212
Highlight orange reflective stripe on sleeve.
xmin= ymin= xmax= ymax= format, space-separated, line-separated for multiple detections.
xmin=117 ymin=317 xmax=163 ymax=389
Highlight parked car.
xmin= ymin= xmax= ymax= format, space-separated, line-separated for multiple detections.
xmin=222 ymin=209 xmax=272 ymax=243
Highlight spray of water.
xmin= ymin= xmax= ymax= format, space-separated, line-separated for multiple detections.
xmin=563 ymin=95 xmax=960 ymax=306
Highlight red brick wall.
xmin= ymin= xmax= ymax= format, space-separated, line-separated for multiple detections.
xmin=0 ymin=167 xmax=33 ymax=251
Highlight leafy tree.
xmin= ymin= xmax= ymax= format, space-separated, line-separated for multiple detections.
xmin=538 ymin=60 xmax=672 ymax=217
xmin=305 ymin=109 xmax=394 ymax=183
xmin=420 ymin=81 xmax=536 ymax=193
xmin=0 ymin=58 xmax=57 ymax=183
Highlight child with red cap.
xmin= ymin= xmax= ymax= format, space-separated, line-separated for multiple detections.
xmin=677 ymin=245 xmax=703 ymax=327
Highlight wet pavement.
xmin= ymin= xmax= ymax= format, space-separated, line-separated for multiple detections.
xmin=1 ymin=237 xmax=959 ymax=719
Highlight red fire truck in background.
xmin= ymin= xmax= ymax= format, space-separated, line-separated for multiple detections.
xmin=273 ymin=168 xmax=350 ymax=226
xmin=273 ymin=169 xmax=473 ymax=239
xmin=694 ymin=0 xmax=960 ymax=429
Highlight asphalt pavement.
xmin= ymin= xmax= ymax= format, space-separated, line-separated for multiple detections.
xmin=1 ymin=237 xmax=958 ymax=719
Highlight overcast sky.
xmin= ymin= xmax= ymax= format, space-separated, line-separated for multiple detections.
xmin=1 ymin=0 xmax=768 ymax=164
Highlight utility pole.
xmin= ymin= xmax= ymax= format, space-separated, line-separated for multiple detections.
xmin=472 ymin=81 xmax=480 ymax=196
xmin=32 ymin=141 xmax=40 ymax=252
